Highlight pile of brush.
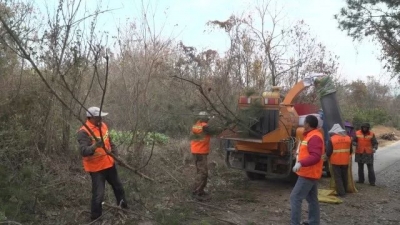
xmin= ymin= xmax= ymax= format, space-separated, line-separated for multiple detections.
xmin=379 ymin=132 xmax=397 ymax=141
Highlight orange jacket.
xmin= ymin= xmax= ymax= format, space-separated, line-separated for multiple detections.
xmin=355 ymin=130 xmax=374 ymax=154
xmin=190 ymin=121 xmax=210 ymax=154
xmin=79 ymin=121 xmax=114 ymax=172
xmin=330 ymin=134 xmax=351 ymax=165
xmin=296 ymin=129 xmax=325 ymax=179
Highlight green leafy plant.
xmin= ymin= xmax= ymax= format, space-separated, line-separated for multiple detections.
xmin=109 ymin=130 xmax=169 ymax=146
xmin=352 ymin=108 xmax=389 ymax=129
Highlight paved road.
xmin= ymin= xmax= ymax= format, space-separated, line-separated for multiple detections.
xmin=351 ymin=141 xmax=400 ymax=176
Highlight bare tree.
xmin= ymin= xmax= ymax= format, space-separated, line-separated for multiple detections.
xmin=0 ymin=0 xmax=153 ymax=181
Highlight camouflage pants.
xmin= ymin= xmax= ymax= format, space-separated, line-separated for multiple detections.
xmin=192 ymin=154 xmax=208 ymax=195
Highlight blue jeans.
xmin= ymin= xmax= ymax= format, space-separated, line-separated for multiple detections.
xmin=290 ymin=176 xmax=320 ymax=225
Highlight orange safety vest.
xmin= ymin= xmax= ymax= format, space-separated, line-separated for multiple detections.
xmin=330 ymin=134 xmax=351 ymax=165
xmin=296 ymin=129 xmax=325 ymax=179
xmin=190 ymin=121 xmax=210 ymax=154
xmin=79 ymin=121 xmax=114 ymax=172
xmin=355 ymin=130 xmax=374 ymax=154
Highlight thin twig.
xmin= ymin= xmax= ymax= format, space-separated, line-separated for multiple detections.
xmin=171 ymin=75 xmax=231 ymax=122
xmin=187 ymin=200 xmax=232 ymax=212
xmin=0 ymin=221 xmax=23 ymax=225
xmin=98 ymin=51 xmax=109 ymax=159
xmin=187 ymin=200 xmax=245 ymax=224
xmin=29 ymin=180 xmax=68 ymax=191
xmin=210 ymin=216 xmax=240 ymax=225
xmin=161 ymin=166 xmax=184 ymax=188
xmin=102 ymin=203 xmax=154 ymax=221
xmin=75 ymin=210 xmax=90 ymax=223
xmin=135 ymin=137 xmax=155 ymax=171
xmin=85 ymin=207 xmax=113 ymax=225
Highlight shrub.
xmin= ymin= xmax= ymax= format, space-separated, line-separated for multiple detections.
xmin=109 ymin=130 xmax=169 ymax=146
xmin=352 ymin=108 xmax=389 ymax=129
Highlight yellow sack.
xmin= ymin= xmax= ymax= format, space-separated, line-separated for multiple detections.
xmin=318 ymin=189 xmax=342 ymax=204
xmin=329 ymin=155 xmax=358 ymax=193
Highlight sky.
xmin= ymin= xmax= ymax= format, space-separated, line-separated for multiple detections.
xmin=41 ymin=0 xmax=390 ymax=83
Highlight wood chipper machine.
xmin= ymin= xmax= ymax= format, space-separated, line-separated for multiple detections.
xmin=219 ymin=74 xmax=344 ymax=180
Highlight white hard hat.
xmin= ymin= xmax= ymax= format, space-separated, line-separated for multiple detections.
xmin=198 ymin=111 xmax=209 ymax=116
xmin=86 ymin=106 xmax=109 ymax=117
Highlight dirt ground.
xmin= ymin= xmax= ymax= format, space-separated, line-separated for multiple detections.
xmin=187 ymin=163 xmax=400 ymax=225
xmin=166 ymin=126 xmax=400 ymax=225
xmin=78 ymin=126 xmax=400 ymax=225
xmin=372 ymin=125 xmax=400 ymax=147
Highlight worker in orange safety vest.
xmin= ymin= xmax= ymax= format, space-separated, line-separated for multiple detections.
xmin=353 ymin=122 xmax=378 ymax=186
xmin=326 ymin=124 xmax=352 ymax=196
xmin=190 ymin=111 xmax=214 ymax=200
xmin=290 ymin=115 xmax=325 ymax=225
xmin=77 ymin=106 xmax=128 ymax=221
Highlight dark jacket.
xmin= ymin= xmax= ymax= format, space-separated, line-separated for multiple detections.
xmin=77 ymin=129 xmax=118 ymax=157
xmin=351 ymin=130 xmax=378 ymax=151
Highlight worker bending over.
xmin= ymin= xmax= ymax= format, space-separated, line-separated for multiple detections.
xmin=326 ymin=124 xmax=352 ymax=196
xmin=290 ymin=115 xmax=324 ymax=225
xmin=353 ymin=123 xmax=378 ymax=186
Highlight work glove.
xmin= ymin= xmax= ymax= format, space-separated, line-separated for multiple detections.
xmin=88 ymin=140 xmax=104 ymax=154
xmin=93 ymin=140 xmax=104 ymax=148
xmin=322 ymin=154 xmax=328 ymax=161
xmin=292 ymin=162 xmax=302 ymax=173
xmin=352 ymin=142 xmax=358 ymax=147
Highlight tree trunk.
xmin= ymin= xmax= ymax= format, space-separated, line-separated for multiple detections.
xmin=61 ymin=104 xmax=71 ymax=152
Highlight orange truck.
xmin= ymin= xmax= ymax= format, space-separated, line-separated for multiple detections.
xmin=219 ymin=75 xmax=336 ymax=180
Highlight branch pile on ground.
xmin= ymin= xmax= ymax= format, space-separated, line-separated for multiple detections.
xmin=379 ymin=132 xmax=397 ymax=141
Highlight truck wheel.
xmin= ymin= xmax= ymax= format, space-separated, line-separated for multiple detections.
xmin=246 ymin=171 xmax=265 ymax=180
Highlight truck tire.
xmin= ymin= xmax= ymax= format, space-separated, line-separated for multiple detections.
xmin=246 ymin=171 xmax=265 ymax=180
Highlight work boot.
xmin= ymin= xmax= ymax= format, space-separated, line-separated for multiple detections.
xmin=192 ymin=191 xmax=211 ymax=201
xmin=301 ymin=222 xmax=309 ymax=225
xmin=198 ymin=191 xmax=209 ymax=196
xmin=370 ymin=183 xmax=376 ymax=186
xmin=119 ymin=200 xmax=129 ymax=209
xmin=194 ymin=194 xmax=211 ymax=202
xmin=356 ymin=180 xmax=364 ymax=184
xmin=90 ymin=215 xmax=102 ymax=222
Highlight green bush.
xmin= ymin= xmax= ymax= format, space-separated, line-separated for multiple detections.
xmin=389 ymin=115 xmax=400 ymax=129
xmin=352 ymin=108 xmax=389 ymax=129
xmin=109 ymin=130 xmax=169 ymax=146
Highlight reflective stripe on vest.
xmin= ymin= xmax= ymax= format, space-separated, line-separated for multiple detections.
xmin=296 ymin=129 xmax=325 ymax=179
xmin=88 ymin=130 xmax=109 ymax=142
xmin=355 ymin=130 xmax=374 ymax=154
xmin=79 ymin=121 xmax=114 ymax=172
xmin=333 ymin=149 xmax=350 ymax=153
xmin=330 ymin=134 xmax=351 ymax=165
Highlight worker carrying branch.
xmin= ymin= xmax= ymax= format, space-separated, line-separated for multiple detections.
xmin=326 ymin=124 xmax=352 ymax=197
xmin=77 ymin=106 xmax=128 ymax=221
xmin=190 ymin=111 xmax=219 ymax=201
